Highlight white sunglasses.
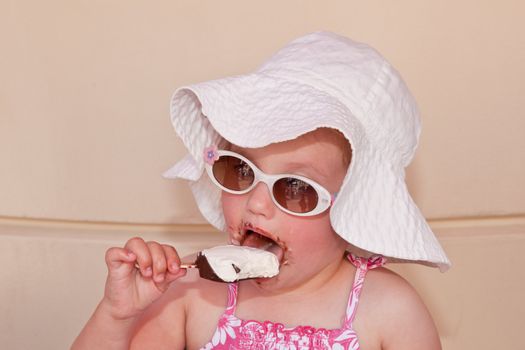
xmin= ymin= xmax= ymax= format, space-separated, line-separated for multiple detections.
xmin=204 ymin=149 xmax=334 ymax=216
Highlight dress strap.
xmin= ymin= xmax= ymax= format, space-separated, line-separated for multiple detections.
xmin=224 ymin=282 xmax=239 ymax=315
xmin=344 ymin=253 xmax=386 ymax=327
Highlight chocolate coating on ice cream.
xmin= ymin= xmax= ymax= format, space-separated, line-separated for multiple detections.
xmin=195 ymin=253 xmax=240 ymax=282
xmin=195 ymin=245 xmax=279 ymax=283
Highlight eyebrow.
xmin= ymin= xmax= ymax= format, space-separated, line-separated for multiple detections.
xmin=284 ymin=161 xmax=330 ymax=182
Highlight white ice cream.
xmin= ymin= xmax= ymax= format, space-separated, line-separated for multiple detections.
xmin=201 ymin=245 xmax=279 ymax=282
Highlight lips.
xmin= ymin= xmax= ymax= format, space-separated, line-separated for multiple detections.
xmin=240 ymin=223 xmax=285 ymax=263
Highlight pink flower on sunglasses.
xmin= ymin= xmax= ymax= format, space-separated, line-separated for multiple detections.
xmin=203 ymin=145 xmax=219 ymax=165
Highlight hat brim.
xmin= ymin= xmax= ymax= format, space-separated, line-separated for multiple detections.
xmin=332 ymin=149 xmax=451 ymax=271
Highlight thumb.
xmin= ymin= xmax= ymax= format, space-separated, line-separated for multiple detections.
xmin=155 ymin=268 xmax=187 ymax=292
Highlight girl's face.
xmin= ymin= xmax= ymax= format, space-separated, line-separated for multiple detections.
xmin=221 ymin=130 xmax=350 ymax=290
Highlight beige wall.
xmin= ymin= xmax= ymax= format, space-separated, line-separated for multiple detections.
xmin=1 ymin=1 xmax=524 ymax=349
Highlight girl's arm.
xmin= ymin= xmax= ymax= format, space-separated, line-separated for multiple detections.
xmin=71 ymin=237 xmax=187 ymax=349
xmin=71 ymin=299 xmax=138 ymax=349
xmin=373 ymin=270 xmax=442 ymax=350
xmin=129 ymin=284 xmax=187 ymax=350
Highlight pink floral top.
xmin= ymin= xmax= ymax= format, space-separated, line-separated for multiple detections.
xmin=201 ymin=253 xmax=385 ymax=350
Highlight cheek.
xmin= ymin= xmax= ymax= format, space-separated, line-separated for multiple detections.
xmin=287 ymin=213 xmax=337 ymax=246
xmin=221 ymin=192 xmax=246 ymax=243
xmin=294 ymin=211 xmax=346 ymax=250
xmin=221 ymin=192 xmax=244 ymax=225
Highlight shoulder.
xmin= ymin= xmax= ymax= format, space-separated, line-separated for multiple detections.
xmin=130 ymin=268 xmax=229 ymax=349
xmin=356 ymin=267 xmax=442 ymax=350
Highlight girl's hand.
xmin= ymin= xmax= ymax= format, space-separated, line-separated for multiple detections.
xmin=101 ymin=237 xmax=187 ymax=321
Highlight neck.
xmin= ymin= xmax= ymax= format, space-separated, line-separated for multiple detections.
xmin=235 ymin=254 xmax=355 ymax=329
xmin=243 ymin=253 xmax=351 ymax=299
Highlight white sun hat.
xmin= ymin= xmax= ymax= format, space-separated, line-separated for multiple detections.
xmin=164 ymin=31 xmax=451 ymax=271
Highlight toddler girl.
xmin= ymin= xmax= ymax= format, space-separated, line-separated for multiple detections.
xmin=73 ymin=31 xmax=450 ymax=350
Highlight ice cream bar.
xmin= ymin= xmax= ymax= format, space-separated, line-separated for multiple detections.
xmin=183 ymin=245 xmax=280 ymax=282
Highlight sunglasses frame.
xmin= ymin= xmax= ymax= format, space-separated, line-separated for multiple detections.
xmin=204 ymin=150 xmax=333 ymax=217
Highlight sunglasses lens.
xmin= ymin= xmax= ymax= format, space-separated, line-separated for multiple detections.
xmin=212 ymin=155 xmax=254 ymax=191
xmin=273 ymin=177 xmax=319 ymax=213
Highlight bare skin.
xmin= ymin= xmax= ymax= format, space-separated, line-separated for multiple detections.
xmin=72 ymin=130 xmax=441 ymax=350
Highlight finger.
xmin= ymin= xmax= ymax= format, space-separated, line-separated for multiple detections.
xmin=159 ymin=262 xmax=187 ymax=291
xmin=147 ymin=241 xmax=168 ymax=283
xmin=105 ymin=247 xmax=136 ymax=271
xmin=124 ymin=237 xmax=152 ymax=277
xmin=158 ymin=268 xmax=187 ymax=292
xmin=162 ymin=244 xmax=182 ymax=274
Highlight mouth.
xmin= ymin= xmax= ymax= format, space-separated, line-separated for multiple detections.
xmin=239 ymin=223 xmax=285 ymax=264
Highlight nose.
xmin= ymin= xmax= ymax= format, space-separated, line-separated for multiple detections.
xmin=245 ymin=181 xmax=276 ymax=218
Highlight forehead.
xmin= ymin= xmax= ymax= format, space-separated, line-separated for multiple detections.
xmin=229 ymin=129 xmax=349 ymax=178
